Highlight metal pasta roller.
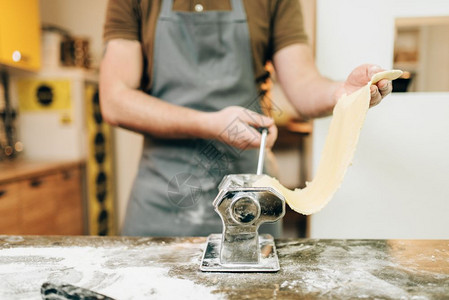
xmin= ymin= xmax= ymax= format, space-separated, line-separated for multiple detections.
xmin=200 ymin=128 xmax=286 ymax=272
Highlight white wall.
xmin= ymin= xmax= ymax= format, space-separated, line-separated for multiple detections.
xmin=311 ymin=0 xmax=449 ymax=239
xmin=39 ymin=0 xmax=108 ymax=67
xmin=39 ymin=0 xmax=143 ymax=230
xmin=311 ymin=93 xmax=449 ymax=239
xmin=316 ymin=0 xmax=449 ymax=80
xmin=113 ymin=129 xmax=143 ymax=230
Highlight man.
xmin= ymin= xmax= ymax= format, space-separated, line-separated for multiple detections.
xmin=100 ymin=0 xmax=392 ymax=236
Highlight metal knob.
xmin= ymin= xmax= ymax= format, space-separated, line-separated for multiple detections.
xmin=230 ymin=193 xmax=260 ymax=225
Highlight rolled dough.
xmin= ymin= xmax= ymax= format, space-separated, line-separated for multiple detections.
xmin=254 ymin=70 xmax=403 ymax=215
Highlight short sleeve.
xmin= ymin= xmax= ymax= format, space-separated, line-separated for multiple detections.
xmin=103 ymin=0 xmax=141 ymax=42
xmin=271 ymin=0 xmax=308 ymax=54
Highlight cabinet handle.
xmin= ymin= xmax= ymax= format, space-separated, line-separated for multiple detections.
xmin=62 ymin=171 xmax=72 ymax=180
xmin=12 ymin=50 xmax=29 ymax=63
xmin=12 ymin=51 xmax=21 ymax=62
xmin=0 ymin=190 xmax=6 ymax=198
xmin=30 ymin=179 xmax=42 ymax=188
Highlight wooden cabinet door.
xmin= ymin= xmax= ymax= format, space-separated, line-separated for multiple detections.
xmin=0 ymin=182 xmax=20 ymax=234
xmin=0 ymin=163 xmax=85 ymax=235
xmin=20 ymin=173 xmax=59 ymax=235
xmin=0 ymin=0 xmax=41 ymax=71
xmin=55 ymin=168 xmax=84 ymax=235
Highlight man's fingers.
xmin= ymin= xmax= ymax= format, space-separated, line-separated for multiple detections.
xmin=246 ymin=123 xmax=278 ymax=149
xmin=370 ymin=85 xmax=382 ymax=107
xmin=242 ymin=109 xmax=274 ymax=128
xmin=221 ymin=106 xmax=277 ymax=149
xmin=238 ymin=125 xmax=262 ymax=149
xmin=377 ymin=79 xmax=392 ymax=97
xmin=265 ymin=124 xmax=278 ymax=148
xmin=368 ymin=65 xmax=384 ymax=79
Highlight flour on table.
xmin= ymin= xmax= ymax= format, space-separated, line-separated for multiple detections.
xmin=0 ymin=246 xmax=220 ymax=300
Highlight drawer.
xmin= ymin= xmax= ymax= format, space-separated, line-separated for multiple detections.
xmin=55 ymin=206 xmax=83 ymax=235
xmin=56 ymin=167 xmax=83 ymax=235
xmin=58 ymin=167 xmax=82 ymax=208
xmin=0 ymin=182 xmax=20 ymax=234
xmin=20 ymin=173 xmax=60 ymax=234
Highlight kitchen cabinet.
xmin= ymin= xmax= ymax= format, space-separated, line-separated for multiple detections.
xmin=20 ymin=173 xmax=60 ymax=234
xmin=0 ymin=181 xmax=20 ymax=234
xmin=0 ymin=160 xmax=84 ymax=235
xmin=0 ymin=0 xmax=41 ymax=71
xmin=12 ymin=69 xmax=117 ymax=235
xmin=55 ymin=167 xmax=83 ymax=235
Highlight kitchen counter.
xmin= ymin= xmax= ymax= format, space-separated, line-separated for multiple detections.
xmin=0 ymin=159 xmax=84 ymax=184
xmin=0 ymin=235 xmax=448 ymax=299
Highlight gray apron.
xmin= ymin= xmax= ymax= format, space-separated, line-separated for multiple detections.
xmin=122 ymin=0 xmax=281 ymax=237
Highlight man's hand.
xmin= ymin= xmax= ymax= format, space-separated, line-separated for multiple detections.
xmin=204 ymin=106 xmax=278 ymax=150
xmin=335 ymin=64 xmax=393 ymax=107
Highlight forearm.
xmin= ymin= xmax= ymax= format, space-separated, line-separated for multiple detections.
xmin=274 ymin=44 xmax=393 ymax=119
xmin=273 ymin=44 xmax=343 ymax=119
xmin=101 ymin=86 xmax=212 ymax=139
xmin=99 ymin=39 xmax=213 ymax=140
xmin=288 ymin=73 xmax=342 ymax=119
xmin=100 ymin=39 xmax=277 ymax=148
xmin=100 ymin=86 xmax=278 ymax=148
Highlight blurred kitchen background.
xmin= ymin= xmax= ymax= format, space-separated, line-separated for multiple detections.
xmin=0 ymin=0 xmax=448 ymax=239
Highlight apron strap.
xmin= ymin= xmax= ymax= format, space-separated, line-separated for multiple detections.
xmin=231 ymin=0 xmax=247 ymax=21
xmin=160 ymin=0 xmax=174 ymax=18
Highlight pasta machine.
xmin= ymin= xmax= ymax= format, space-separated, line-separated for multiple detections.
xmin=200 ymin=129 xmax=286 ymax=272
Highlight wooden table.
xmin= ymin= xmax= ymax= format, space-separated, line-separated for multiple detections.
xmin=0 ymin=235 xmax=448 ymax=299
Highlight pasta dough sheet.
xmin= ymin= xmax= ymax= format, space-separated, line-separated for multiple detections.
xmin=255 ymin=70 xmax=403 ymax=215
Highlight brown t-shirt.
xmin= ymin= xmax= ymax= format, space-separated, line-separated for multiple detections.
xmin=103 ymin=0 xmax=308 ymax=91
